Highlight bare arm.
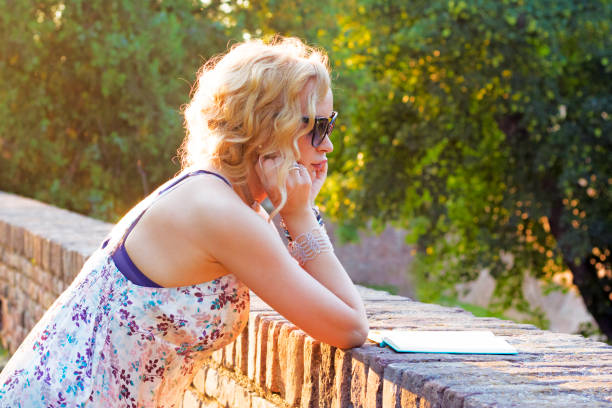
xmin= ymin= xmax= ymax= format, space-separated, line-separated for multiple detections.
xmin=281 ymin=208 xmax=367 ymax=327
xmin=201 ymin=195 xmax=368 ymax=349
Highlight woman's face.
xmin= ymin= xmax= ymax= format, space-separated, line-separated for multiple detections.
xmin=297 ymin=87 xmax=334 ymax=179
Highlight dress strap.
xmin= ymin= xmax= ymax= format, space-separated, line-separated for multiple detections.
xmin=109 ymin=170 xmax=231 ymax=288
xmin=121 ymin=169 xmax=231 ymax=244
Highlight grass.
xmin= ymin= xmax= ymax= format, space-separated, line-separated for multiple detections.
xmin=358 ymin=282 xmax=400 ymax=295
xmin=0 ymin=343 xmax=8 ymax=372
xmin=359 ymin=282 xmax=522 ymax=322
xmin=435 ymin=295 xmax=514 ymax=321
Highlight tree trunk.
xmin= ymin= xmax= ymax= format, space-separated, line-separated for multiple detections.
xmin=549 ymin=198 xmax=612 ymax=341
xmin=566 ymin=256 xmax=612 ymax=340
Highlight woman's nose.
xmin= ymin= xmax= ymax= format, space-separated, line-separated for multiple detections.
xmin=317 ymin=134 xmax=334 ymax=153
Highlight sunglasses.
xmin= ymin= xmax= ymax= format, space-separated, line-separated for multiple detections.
xmin=302 ymin=111 xmax=338 ymax=148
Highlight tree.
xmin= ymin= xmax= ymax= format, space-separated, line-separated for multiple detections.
xmin=232 ymin=0 xmax=342 ymax=45
xmin=0 ymin=0 xmax=236 ymax=221
xmin=324 ymin=0 xmax=612 ymax=338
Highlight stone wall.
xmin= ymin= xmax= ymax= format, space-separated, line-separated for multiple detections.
xmin=1 ymin=191 xmax=611 ymax=407
xmin=0 ymin=191 xmax=113 ymax=353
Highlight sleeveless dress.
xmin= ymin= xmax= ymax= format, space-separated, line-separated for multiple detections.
xmin=0 ymin=170 xmax=251 ymax=407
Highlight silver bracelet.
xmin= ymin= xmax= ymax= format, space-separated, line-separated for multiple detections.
xmin=288 ymin=225 xmax=333 ymax=266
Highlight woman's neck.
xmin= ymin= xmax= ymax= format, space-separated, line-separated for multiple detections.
xmin=184 ymin=162 xmax=266 ymax=207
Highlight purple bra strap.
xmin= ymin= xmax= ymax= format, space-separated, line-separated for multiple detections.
xmin=110 ymin=170 xmax=231 ymax=288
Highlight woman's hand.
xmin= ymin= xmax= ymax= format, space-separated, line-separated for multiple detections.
xmin=256 ymin=156 xmax=312 ymax=218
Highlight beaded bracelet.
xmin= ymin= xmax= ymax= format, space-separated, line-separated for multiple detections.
xmin=287 ymin=224 xmax=333 ymax=266
xmin=280 ymin=206 xmax=324 ymax=242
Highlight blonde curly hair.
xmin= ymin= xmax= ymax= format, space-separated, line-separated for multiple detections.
xmin=180 ymin=37 xmax=331 ymax=216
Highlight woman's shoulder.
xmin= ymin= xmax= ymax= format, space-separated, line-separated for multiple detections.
xmin=158 ymin=171 xmax=261 ymax=231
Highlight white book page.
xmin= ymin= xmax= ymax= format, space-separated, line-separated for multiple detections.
xmin=368 ymin=330 xmax=517 ymax=354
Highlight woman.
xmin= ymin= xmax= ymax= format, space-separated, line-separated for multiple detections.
xmin=0 ymin=37 xmax=368 ymax=406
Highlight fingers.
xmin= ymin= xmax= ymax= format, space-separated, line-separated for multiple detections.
xmin=286 ymin=162 xmax=311 ymax=184
xmin=256 ymin=155 xmax=283 ymax=204
xmin=257 ymin=155 xmax=282 ymax=185
xmin=289 ymin=162 xmax=303 ymax=176
xmin=284 ymin=162 xmax=312 ymax=211
xmin=256 ymin=157 xmax=312 ymax=210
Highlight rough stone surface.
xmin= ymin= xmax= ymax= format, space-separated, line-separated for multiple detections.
xmin=282 ymin=327 xmax=305 ymax=405
xmin=2 ymin=191 xmax=611 ymax=408
xmin=301 ymin=337 xmax=321 ymax=408
xmin=350 ymin=356 xmax=368 ymax=407
xmin=0 ymin=192 xmax=111 ymax=353
xmin=183 ymin=389 xmax=203 ymax=408
xmin=265 ymin=318 xmax=286 ymax=393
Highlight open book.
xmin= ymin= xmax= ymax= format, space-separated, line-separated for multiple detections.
xmin=368 ymin=330 xmax=518 ymax=354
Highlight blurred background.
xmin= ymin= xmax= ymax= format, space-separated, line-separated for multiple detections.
xmin=0 ymin=0 xmax=610 ymax=342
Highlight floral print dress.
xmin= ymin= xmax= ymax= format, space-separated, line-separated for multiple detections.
xmin=0 ymin=171 xmax=250 ymax=407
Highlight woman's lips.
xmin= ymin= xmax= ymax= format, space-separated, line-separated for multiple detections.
xmin=311 ymin=159 xmax=327 ymax=170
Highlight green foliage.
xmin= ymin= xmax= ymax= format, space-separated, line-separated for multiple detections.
xmin=358 ymin=282 xmax=399 ymax=295
xmin=327 ymin=0 xmax=612 ymax=338
xmin=0 ymin=0 xmax=236 ymax=221
xmin=1 ymin=0 xmax=610 ymax=339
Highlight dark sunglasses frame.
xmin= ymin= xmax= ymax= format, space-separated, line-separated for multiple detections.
xmin=302 ymin=111 xmax=338 ymax=148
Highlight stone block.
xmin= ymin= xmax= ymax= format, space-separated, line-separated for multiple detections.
xmin=301 ymin=337 xmax=321 ymax=408
xmin=4 ymin=253 xmax=19 ymax=273
xmin=38 ymin=268 xmax=53 ymax=294
xmin=22 ymin=259 xmax=34 ymax=282
xmin=23 ymin=229 xmax=34 ymax=261
xmin=217 ymin=375 xmax=235 ymax=407
xmin=210 ymin=348 xmax=224 ymax=366
xmin=381 ymin=364 xmax=404 ymax=408
xmin=182 ymin=388 xmax=202 ymax=408
xmin=366 ymin=365 xmax=383 ymax=407
xmin=0 ymin=245 xmax=8 ymax=266
xmin=21 ymin=307 xmax=29 ymax=328
xmin=32 ymin=233 xmax=43 ymax=268
xmin=10 ymin=225 xmax=24 ymax=255
xmin=251 ymin=314 xmax=282 ymax=386
xmin=318 ymin=342 xmax=336 ymax=408
xmin=0 ymin=266 xmax=7 ymax=287
xmin=192 ymin=367 xmax=206 ymax=394
xmin=41 ymin=290 xmax=57 ymax=310
xmin=40 ymin=237 xmax=51 ymax=271
xmin=248 ymin=313 xmax=275 ymax=381
xmin=200 ymin=400 xmax=222 ymax=408
xmin=265 ymin=319 xmax=285 ymax=393
xmin=34 ymin=303 xmax=45 ymax=322
xmin=53 ymin=276 xmax=66 ymax=297
xmin=31 ymin=264 xmax=43 ymax=287
xmin=234 ymin=325 xmax=249 ymax=375
xmin=223 ymin=336 xmax=235 ymax=368
xmin=204 ymin=367 xmax=220 ymax=399
xmin=61 ymin=249 xmax=75 ymax=282
xmin=252 ymin=396 xmax=280 ymax=408
xmin=72 ymin=253 xmax=87 ymax=277
xmin=49 ymin=240 xmax=63 ymax=277
xmin=18 ymin=271 xmax=31 ymax=295
xmin=400 ymin=389 xmax=423 ymax=408
xmin=350 ymin=357 xmax=368 ymax=407
xmin=282 ymin=327 xmax=304 ymax=406
xmin=247 ymin=313 xmax=260 ymax=380
xmin=0 ymin=220 xmax=9 ymax=247
xmin=234 ymin=385 xmax=252 ymax=408
xmin=26 ymin=279 xmax=38 ymax=304
xmin=332 ymin=348 xmax=353 ymax=408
